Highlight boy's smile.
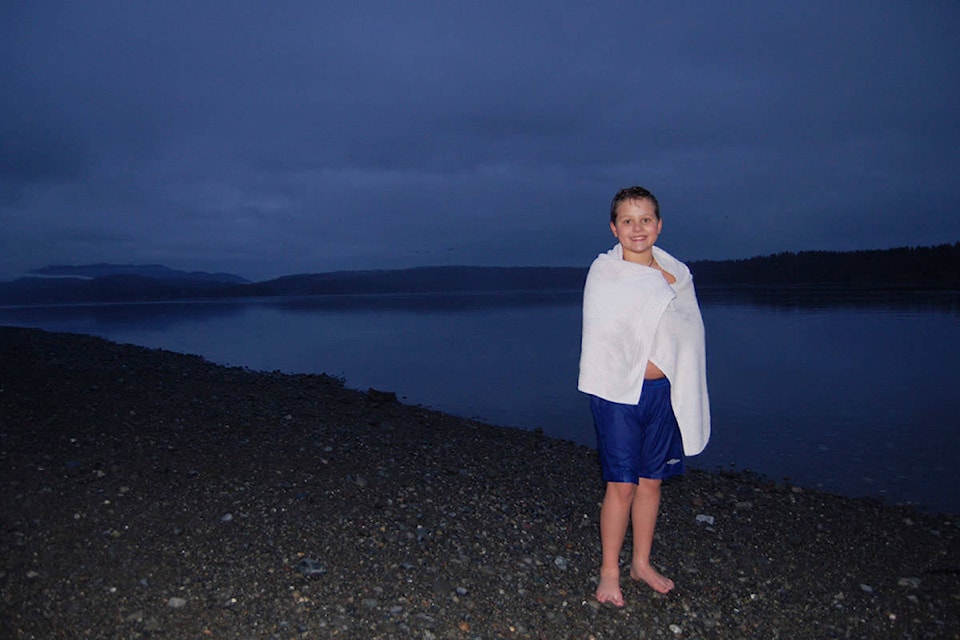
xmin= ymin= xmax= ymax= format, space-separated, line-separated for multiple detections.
xmin=610 ymin=198 xmax=662 ymax=264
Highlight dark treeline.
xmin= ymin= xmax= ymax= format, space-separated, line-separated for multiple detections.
xmin=241 ymin=266 xmax=583 ymax=297
xmin=0 ymin=243 xmax=957 ymax=306
xmin=689 ymin=242 xmax=960 ymax=287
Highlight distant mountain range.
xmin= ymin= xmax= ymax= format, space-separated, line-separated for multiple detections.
xmin=28 ymin=263 xmax=249 ymax=284
xmin=1 ymin=243 xmax=957 ymax=306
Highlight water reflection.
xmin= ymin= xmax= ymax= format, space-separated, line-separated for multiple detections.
xmin=272 ymin=289 xmax=582 ymax=314
xmin=697 ymin=285 xmax=960 ymax=314
xmin=4 ymin=285 xmax=955 ymax=320
xmin=0 ymin=300 xmax=246 ymax=331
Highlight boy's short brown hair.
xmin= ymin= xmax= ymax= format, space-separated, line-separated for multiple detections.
xmin=610 ymin=186 xmax=660 ymax=223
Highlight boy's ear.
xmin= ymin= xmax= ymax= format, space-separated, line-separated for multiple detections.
xmin=609 ymin=221 xmax=618 ymax=237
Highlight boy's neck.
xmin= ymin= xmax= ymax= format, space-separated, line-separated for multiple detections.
xmin=621 ymin=245 xmax=656 ymax=267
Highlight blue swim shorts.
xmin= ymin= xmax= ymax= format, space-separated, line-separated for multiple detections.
xmin=590 ymin=377 xmax=685 ymax=483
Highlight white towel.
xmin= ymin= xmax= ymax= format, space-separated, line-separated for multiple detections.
xmin=578 ymin=244 xmax=711 ymax=456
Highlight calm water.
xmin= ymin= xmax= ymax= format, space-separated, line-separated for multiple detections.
xmin=2 ymin=288 xmax=958 ymax=514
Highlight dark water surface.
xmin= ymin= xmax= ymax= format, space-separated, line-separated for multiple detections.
xmin=2 ymin=287 xmax=958 ymax=513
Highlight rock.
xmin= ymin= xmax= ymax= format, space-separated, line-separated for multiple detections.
xmin=695 ymin=514 xmax=715 ymax=525
xmin=297 ymin=558 xmax=326 ymax=576
xmin=167 ymin=597 xmax=187 ymax=608
xmin=432 ymin=579 xmax=453 ymax=595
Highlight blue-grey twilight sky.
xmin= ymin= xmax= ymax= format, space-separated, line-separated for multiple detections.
xmin=1 ymin=1 xmax=958 ymax=281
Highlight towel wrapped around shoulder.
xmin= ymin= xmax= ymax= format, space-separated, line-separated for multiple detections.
xmin=578 ymin=244 xmax=710 ymax=456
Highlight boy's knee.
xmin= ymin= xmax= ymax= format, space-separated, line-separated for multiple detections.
xmin=637 ymin=478 xmax=662 ymax=493
xmin=606 ymin=481 xmax=638 ymax=501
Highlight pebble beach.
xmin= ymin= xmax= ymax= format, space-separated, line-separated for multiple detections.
xmin=1 ymin=326 xmax=958 ymax=639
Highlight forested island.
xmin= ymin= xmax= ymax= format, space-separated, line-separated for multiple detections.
xmin=688 ymin=243 xmax=960 ymax=287
xmin=0 ymin=243 xmax=957 ymax=306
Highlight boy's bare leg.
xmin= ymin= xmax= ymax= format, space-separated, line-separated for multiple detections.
xmin=629 ymin=477 xmax=675 ymax=593
xmin=596 ymin=481 xmax=637 ymax=606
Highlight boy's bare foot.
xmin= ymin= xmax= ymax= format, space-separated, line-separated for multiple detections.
xmin=595 ymin=571 xmax=625 ymax=607
xmin=630 ymin=563 xmax=675 ymax=594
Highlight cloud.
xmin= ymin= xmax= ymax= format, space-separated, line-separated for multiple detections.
xmin=1 ymin=1 xmax=958 ymax=280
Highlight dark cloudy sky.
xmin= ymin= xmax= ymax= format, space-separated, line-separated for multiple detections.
xmin=2 ymin=1 xmax=958 ymax=281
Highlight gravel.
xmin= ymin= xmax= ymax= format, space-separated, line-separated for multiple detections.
xmin=1 ymin=326 xmax=958 ymax=639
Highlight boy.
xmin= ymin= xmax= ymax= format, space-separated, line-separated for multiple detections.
xmin=578 ymin=186 xmax=710 ymax=607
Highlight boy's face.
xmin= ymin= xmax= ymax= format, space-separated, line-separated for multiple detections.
xmin=610 ymin=198 xmax=662 ymax=264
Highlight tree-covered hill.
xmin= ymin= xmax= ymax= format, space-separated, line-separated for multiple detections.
xmin=689 ymin=243 xmax=959 ymax=287
xmin=1 ymin=243 xmax=956 ymax=306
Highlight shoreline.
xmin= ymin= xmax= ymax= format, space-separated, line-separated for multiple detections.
xmin=2 ymin=326 xmax=958 ymax=638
